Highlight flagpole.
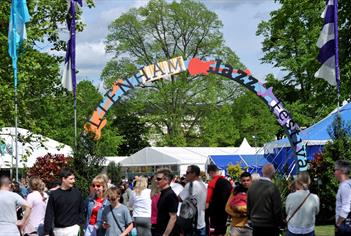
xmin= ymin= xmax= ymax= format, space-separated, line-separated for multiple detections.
xmin=334 ymin=0 xmax=340 ymax=112
xmin=11 ymin=0 xmax=19 ymax=182
xmin=70 ymin=0 xmax=78 ymax=149
xmin=14 ymin=74 xmax=19 ymax=182
xmin=74 ymin=99 xmax=77 ymax=148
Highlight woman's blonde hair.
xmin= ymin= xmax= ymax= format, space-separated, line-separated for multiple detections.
xmin=295 ymin=172 xmax=311 ymax=190
xmin=92 ymin=174 xmax=108 ymax=191
xmin=134 ymin=176 xmax=148 ymax=196
xmin=150 ymin=176 xmax=160 ymax=197
xmin=29 ymin=176 xmax=43 ymax=191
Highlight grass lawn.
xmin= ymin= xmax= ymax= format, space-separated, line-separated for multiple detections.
xmin=315 ymin=225 xmax=334 ymax=236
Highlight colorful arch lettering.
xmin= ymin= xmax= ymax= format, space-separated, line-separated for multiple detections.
xmin=85 ymin=57 xmax=308 ymax=172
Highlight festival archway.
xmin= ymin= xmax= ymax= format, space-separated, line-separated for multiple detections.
xmin=84 ymin=56 xmax=308 ymax=172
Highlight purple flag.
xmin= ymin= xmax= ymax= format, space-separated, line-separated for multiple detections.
xmin=314 ymin=0 xmax=340 ymax=92
xmin=61 ymin=0 xmax=82 ymax=96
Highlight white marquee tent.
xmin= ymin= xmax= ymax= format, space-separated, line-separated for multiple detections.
xmin=117 ymin=138 xmax=262 ymax=175
xmin=0 ymin=127 xmax=73 ymax=168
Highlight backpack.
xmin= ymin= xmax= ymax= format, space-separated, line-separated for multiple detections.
xmin=178 ymin=182 xmax=198 ymax=233
xmin=179 ymin=182 xmax=197 ymax=219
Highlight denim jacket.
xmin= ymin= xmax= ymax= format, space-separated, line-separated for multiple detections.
xmin=84 ymin=197 xmax=110 ymax=236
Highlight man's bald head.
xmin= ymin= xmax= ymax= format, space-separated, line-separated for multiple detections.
xmin=262 ymin=163 xmax=275 ymax=179
xmin=0 ymin=176 xmax=11 ymax=188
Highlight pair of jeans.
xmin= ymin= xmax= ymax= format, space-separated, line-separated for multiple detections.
xmin=183 ymin=227 xmax=206 ymax=236
xmin=196 ymin=227 xmax=206 ymax=236
xmin=336 ymin=220 xmax=351 ymax=236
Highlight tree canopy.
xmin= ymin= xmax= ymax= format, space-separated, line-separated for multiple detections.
xmin=257 ymin=0 xmax=351 ymax=127
xmin=103 ymin=0 xmax=279 ymax=147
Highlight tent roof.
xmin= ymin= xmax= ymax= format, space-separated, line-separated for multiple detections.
xmin=237 ymin=138 xmax=257 ymax=155
xmin=0 ymin=127 xmax=73 ymax=168
xmin=209 ymin=154 xmax=268 ymax=168
xmin=119 ymin=139 xmax=262 ymax=167
xmin=265 ymin=101 xmax=351 ymax=150
xmin=119 ymin=147 xmax=239 ymax=167
xmin=209 ymin=154 xmax=268 ymax=174
xmin=104 ymin=156 xmax=129 ymax=166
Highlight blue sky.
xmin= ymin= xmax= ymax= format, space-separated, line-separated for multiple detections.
xmin=71 ymin=0 xmax=281 ymax=85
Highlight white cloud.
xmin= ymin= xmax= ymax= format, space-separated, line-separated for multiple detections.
xmin=74 ymin=40 xmax=112 ymax=80
xmin=71 ymin=0 xmax=282 ymax=83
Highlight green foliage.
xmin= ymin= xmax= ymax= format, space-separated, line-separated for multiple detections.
xmin=272 ymin=174 xmax=291 ymax=209
xmin=231 ymin=92 xmax=280 ymax=146
xmin=104 ymin=0 xmax=273 ymax=147
xmin=106 ymin=161 xmax=122 ymax=185
xmin=227 ymin=163 xmax=244 ymax=181
xmin=70 ymin=132 xmax=106 ymax=197
xmin=258 ymin=0 xmax=351 ymax=128
xmin=108 ymin=101 xmax=149 ymax=156
xmin=308 ymin=115 xmax=351 ymax=223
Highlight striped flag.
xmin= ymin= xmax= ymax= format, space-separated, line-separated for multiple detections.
xmin=61 ymin=0 xmax=82 ymax=94
xmin=314 ymin=0 xmax=340 ymax=90
xmin=8 ymin=0 xmax=31 ymax=86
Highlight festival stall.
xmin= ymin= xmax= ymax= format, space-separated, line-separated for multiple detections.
xmin=0 ymin=127 xmax=73 ymax=168
xmin=118 ymin=146 xmax=239 ymax=176
xmin=264 ymin=101 xmax=351 ymax=174
xmin=209 ymin=138 xmax=266 ymax=174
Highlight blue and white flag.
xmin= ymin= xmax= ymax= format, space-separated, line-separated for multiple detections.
xmin=315 ymin=0 xmax=340 ymax=90
xmin=61 ymin=0 xmax=82 ymax=94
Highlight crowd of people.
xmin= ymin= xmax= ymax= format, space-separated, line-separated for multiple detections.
xmin=0 ymin=160 xmax=350 ymax=236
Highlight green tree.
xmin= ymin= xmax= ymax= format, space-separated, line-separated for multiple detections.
xmin=106 ymin=161 xmax=122 ymax=185
xmin=0 ymin=0 xmax=94 ymax=142
xmin=308 ymin=115 xmax=351 ymax=223
xmin=257 ymin=0 xmax=351 ymax=127
xmin=231 ymin=91 xmax=280 ymax=146
xmin=104 ymin=0 xmax=245 ymax=146
xmin=109 ymin=101 xmax=150 ymax=156
xmin=71 ymin=132 xmax=106 ymax=197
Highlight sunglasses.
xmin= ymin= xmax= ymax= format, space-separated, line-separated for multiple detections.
xmin=92 ymin=184 xmax=102 ymax=188
xmin=186 ymin=171 xmax=193 ymax=175
xmin=156 ymin=177 xmax=164 ymax=181
xmin=109 ymin=198 xmax=117 ymax=202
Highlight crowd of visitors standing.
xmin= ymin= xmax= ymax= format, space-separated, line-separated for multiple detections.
xmin=0 ymin=160 xmax=350 ymax=236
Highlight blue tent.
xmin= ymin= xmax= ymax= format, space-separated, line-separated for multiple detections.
xmin=209 ymin=154 xmax=268 ymax=175
xmin=264 ymin=102 xmax=351 ymax=174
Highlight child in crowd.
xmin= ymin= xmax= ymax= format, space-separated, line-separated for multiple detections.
xmin=102 ymin=187 xmax=133 ymax=236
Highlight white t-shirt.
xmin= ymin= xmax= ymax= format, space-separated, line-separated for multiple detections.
xmin=24 ymin=191 xmax=48 ymax=234
xmin=179 ymin=180 xmax=207 ymax=229
xmin=128 ymin=188 xmax=151 ymax=217
xmin=170 ymin=182 xmax=184 ymax=196
xmin=171 ymin=182 xmax=184 ymax=215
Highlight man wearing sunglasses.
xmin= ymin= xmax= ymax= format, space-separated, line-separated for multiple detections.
xmin=154 ymin=168 xmax=179 ymax=236
xmin=44 ymin=169 xmax=84 ymax=236
xmin=179 ymin=165 xmax=207 ymax=236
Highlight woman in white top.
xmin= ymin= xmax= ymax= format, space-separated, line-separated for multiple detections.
xmin=23 ymin=177 xmax=48 ymax=236
xmin=128 ymin=176 xmax=152 ymax=236
xmin=285 ymin=172 xmax=319 ymax=236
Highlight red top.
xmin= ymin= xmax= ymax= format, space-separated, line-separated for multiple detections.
xmin=206 ymin=175 xmax=224 ymax=204
xmin=151 ymin=193 xmax=160 ymax=225
xmin=89 ymin=197 xmax=104 ymax=225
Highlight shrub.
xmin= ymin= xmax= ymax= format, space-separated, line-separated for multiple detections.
xmin=27 ymin=153 xmax=72 ymax=184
